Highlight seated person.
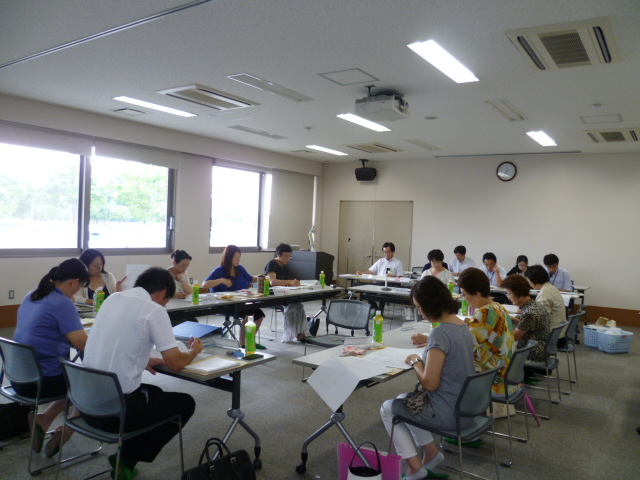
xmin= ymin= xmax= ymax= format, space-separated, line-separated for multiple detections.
xmin=421 ymin=261 xmax=448 ymax=272
xmin=357 ymin=242 xmax=404 ymax=276
xmin=506 ymin=255 xmax=528 ymax=276
xmin=203 ymin=245 xmax=266 ymax=349
xmin=14 ymin=259 xmax=89 ymax=457
xmin=420 ymin=249 xmax=455 ymax=286
xmin=83 ymin=268 xmax=203 ymax=479
xmin=524 ymin=265 xmax=568 ymax=348
xmin=448 ymin=245 xmax=475 ymax=276
xmin=543 ymin=254 xmax=572 ymax=292
xmin=478 ymin=252 xmax=506 ymax=287
xmin=75 ymin=248 xmax=126 ymax=304
xmin=502 ymin=274 xmax=549 ymax=363
xmin=265 ymin=243 xmax=308 ymax=342
xmin=167 ymin=249 xmax=193 ymax=299
xmin=380 ymin=277 xmax=475 ymax=480
xmin=458 ymin=268 xmax=516 ymax=396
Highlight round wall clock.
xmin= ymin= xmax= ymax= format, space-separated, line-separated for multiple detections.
xmin=497 ymin=161 xmax=517 ymax=182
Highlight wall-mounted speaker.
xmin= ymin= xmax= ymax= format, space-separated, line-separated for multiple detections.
xmin=355 ymin=167 xmax=377 ymax=181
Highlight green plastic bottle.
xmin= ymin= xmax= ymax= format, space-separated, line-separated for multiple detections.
xmin=319 ymin=270 xmax=325 ymax=288
xmin=373 ymin=310 xmax=384 ymax=343
xmin=192 ymin=281 xmax=200 ymax=304
xmin=263 ymin=277 xmax=270 ymax=296
xmin=245 ymin=316 xmax=256 ymax=355
xmin=461 ymin=299 xmax=469 ymax=315
xmin=448 ymin=281 xmax=455 ymax=294
xmin=94 ymin=287 xmax=105 ymax=313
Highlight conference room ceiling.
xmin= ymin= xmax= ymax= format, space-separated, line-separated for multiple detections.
xmin=1 ymin=0 xmax=639 ymax=163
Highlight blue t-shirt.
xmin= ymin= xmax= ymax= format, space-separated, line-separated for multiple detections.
xmin=205 ymin=265 xmax=253 ymax=292
xmin=14 ymin=288 xmax=84 ymax=377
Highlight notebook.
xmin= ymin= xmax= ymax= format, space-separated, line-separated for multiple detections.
xmin=172 ymin=321 xmax=221 ymax=340
xmin=183 ymin=356 xmax=241 ymax=374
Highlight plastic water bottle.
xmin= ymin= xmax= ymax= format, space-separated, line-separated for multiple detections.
xmin=192 ymin=281 xmax=200 ymax=304
xmin=373 ymin=310 xmax=384 ymax=343
xmin=319 ymin=271 xmax=325 ymax=288
xmin=461 ymin=299 xmax=469 ymax=315
xmin=448 ymin=281 xmax=455 ymax=294
xmin=263 ymin=277 xmax=270 ymax=296
xmin=245 ymin=316 xmax=256 ymax=355
xmin=94 ymin=287 xmax=105 ymax=313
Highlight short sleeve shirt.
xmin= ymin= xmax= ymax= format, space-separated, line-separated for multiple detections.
xmin=205 ymin=265 xmax=253 ymax=292
xmin=516 ymin=300 xmax=550 ymax=362
xmin=264 ymin=259 xmax=290 ymax=280
xmin=15 ymin=288 xmax=84 ymax=377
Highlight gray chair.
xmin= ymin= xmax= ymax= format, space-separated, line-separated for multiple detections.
xmin=557 ymin=311 xmax=585 ymax=391
xmin=0 ymin=337 xmax=100 ymax=476
xmin=391 ymin=365 xmax=503 ymax=480
xmin=55 ymin=358 xmax=184 ymax=480
xmin=490 ymin=340 xmax=537 ymax=467
xmin=302 ymin=300 xmax=372 ymax=379
xmin=524 ymin=323 xmax=565 ymax=419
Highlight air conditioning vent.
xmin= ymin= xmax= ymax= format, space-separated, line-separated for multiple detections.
xmin=405 ymin=139 xmax=440 ymax=151
xmin=112 ymin=108 xmax=146 ymax=116
xmin=290 ymin=149 xmax=316 ymax=154
xmin=506 ymin=17 xmax=618 ymax=70
xmin=228 ymin=125 xmax=284 ymax=139
xmin=587 ymin=128 xmax=639 ymax=143
xmin=345 ymin=143 xmax=401 ymax=154
xmin=157 ymin=84 xmax=258 ymax=110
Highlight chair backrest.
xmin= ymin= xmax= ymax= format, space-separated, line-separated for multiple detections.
xmin=0 ymin=337 xmax=43 ymax=390
xmin=59 ymin=358 xmax=125 ymax=421
xmin=456 ymin=364 xmax=503 ymax=420
xmin=545 ymin=323 xmax=566 ymax=356
xmin=326 ymin=300 xmax=372 ymax=331
xmin=504 ymin=341 xmax=538 ymax=386
xmin=564 ymin=311 xmax=584 ymax=340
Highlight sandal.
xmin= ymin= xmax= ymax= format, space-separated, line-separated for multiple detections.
xmin=443 ymin=437 xmax=483 ymax=447
xmin=255 ymin=343 xmax=267 ymax=350
xmin=108 ymin=454 xmax=139 ymax=480
xmin=45 ymin=426 xmax=73 ymax=458
xmin=28 ymin=411 xmax=45 ymax=453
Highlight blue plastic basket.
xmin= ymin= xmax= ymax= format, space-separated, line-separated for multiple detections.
xmin=597 ymin=330 xmax=633 ymax=354
xmin=584 ymin=326 xmax=605 ymax=347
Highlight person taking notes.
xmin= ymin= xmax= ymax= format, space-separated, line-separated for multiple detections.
xmin=357 ymin=242 xmax=404 ymax=276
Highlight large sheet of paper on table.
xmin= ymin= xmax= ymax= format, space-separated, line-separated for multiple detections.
xmin=183 ymin=356 xmax=240 ymax=374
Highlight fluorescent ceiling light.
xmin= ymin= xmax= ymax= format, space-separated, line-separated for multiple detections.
xmin=407 ymin=40 xmax=479 ymax=83
xmin=306 ymin=145 xmax=348 ymax=156
xmin=113 ymin=96 xmax=196 ymax=117
xmin=227 ymin=73 xmax=313 ymax=102
xmin=337 ymin=113 xmax=391 ymax=132
xmin=526 ymin=131 xmax=557 ymax=146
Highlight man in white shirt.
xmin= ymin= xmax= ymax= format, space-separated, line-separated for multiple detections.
xmin=83 ymin=267 xmax=203 ymax=479
xmin=478 ymin=252 xmax=506 ymax=287
xmin=448 ymin=245 xmax=475 ymax=276
xmin=357 ymin=242 xmax=404 ymax=276
xmin=543 ymin=253 xmax=572 ymax=292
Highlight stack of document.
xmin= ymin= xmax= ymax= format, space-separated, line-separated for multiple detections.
xmin=183 ymin=356 xmax=240 ymax=374
xmin=173 ymin=321 xmax=221 ymax=342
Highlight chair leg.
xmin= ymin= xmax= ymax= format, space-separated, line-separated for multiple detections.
xmin=177 ymin=418 xmax=184 ymax=474
xmin=572 ymin=350 xmax=578 ymax=383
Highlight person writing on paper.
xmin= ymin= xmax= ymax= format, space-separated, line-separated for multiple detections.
xmin=478 ymin=252 xmax=506 ymax=287
xmin=13 ymin=259 xmax=89 ymax=457
xmin=543 ymin=254 xmax=572 ymax=292
xmin=381 ymin=277 xmax=475 ymax=480
xmin=264 ymin=243 xmax=300 ymax=286
xmin=83 ymin=267 xmax=203 ymax=479
xmin=420 ymin=249 xmax=455 ymax=285
xmin=167 ymin=249 xmax=193 ymax=299
xmin=203 ymin=245 xmax=267 ymax=349
xmin=524 ymin=265 xmax=568 ymax=348
xmin=448 ymin=245 xmax=474 ymax=277
xmin=457 ymin=268 xmax=515 ymax=397
xmin=507 ymin=255 xmax=528 ymax=276
xmin=357 ymin=242 xmax=404 ymax=276
xmin=75 ymin=248 xmax=126 ymax=305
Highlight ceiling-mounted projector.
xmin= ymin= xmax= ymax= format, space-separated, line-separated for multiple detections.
xmin=355 ymin=90 xmax=409 ymax=122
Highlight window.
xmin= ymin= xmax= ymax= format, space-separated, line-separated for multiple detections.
xmin=0 ymin=139 xmax=176 ymax=256
xmin=210 ymin=166 xmax=271 ymax=250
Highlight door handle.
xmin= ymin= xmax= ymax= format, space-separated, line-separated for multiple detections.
xmin=363 ymin=255 xmax=372 ymax=258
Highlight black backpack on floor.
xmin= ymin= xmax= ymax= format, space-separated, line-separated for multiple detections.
xmin=0 ymin=402 xmax=31 ymax=440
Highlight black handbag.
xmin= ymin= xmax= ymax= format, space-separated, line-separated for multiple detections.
xmin=182 ymin=437 xmax=256 ymax=480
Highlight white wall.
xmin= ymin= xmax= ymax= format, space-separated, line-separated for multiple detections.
xmin=319 ymin=154 xmax=640 ymax=311
xmin=0 ymin=95 xmax=319 ymax=306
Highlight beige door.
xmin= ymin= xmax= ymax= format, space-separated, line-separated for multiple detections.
xmin=338 ymin=201 xmax=413 ymax=286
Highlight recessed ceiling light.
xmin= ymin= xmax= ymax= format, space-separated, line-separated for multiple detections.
xmin=306 ymin=145 xmax=348 ymax=156
xmin=337 ymin=114 xmax=391 ymax=132
xmin=227 ymin=73 xmax=313 ymax=102
xmin=527 ymin=131 xmax=557 ymax=146
xmin=407 ymin=40 xmax=479 ymax=83
xmin=113 ymin=96 xmax=196 ymax=117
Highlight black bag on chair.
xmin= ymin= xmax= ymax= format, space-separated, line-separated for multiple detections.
xmin=182 ymin=437 xmax=255 ymax=480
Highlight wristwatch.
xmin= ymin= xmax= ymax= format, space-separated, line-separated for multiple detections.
xmin=410 ymin=357 xmax=423 ymax=367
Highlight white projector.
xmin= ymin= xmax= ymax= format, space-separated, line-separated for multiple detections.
xmin=355 ymin=94 xmax=409 ymax=122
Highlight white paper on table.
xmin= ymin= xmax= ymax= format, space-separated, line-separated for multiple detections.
xmin=307 ymin=356 xmax=390 ymax=412
xmin=364 ymin=347 xmax=425 ymax=370
xmin=300 ymin=279 xmax=319 ymax=286
xmin=502 ymin=304 xmax=520 ymax=314
xmin=121 ymin=264 xmax=150 ymax=290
